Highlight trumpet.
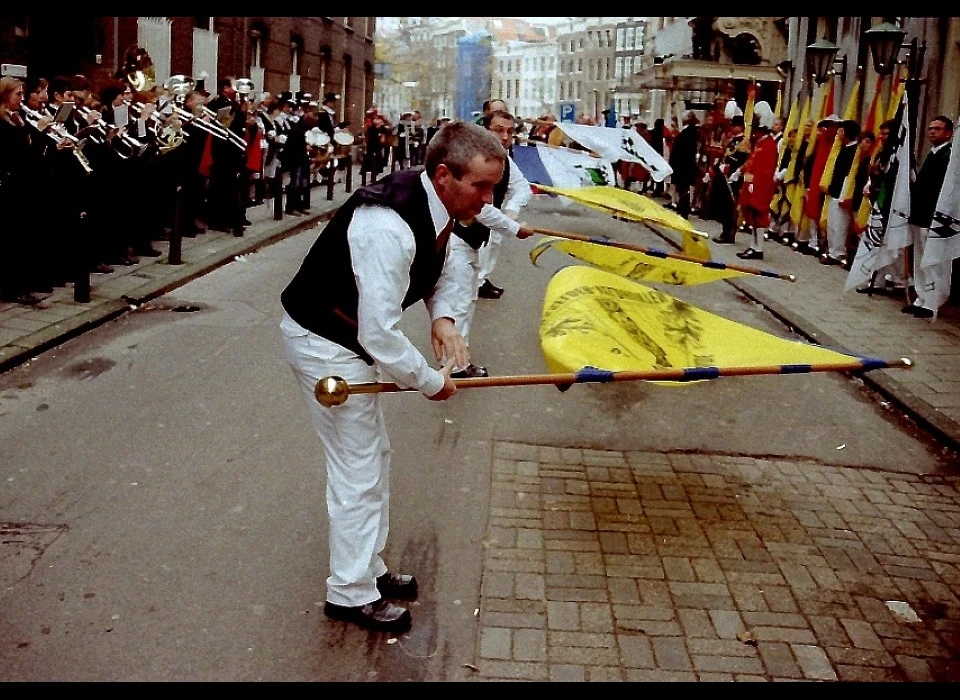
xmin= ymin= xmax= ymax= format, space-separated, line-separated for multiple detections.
xmin=78 ymin=106 xmax=148 ymax=159
xmin=21 ymin=105 xmax=93 ymax=174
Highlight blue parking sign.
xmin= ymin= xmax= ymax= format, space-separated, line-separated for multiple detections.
xmin=559 ymin=102 xmax=576 ymax=123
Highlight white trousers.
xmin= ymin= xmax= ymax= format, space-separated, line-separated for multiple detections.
xmin=826 ymin=199 xmax=852 ymax=260
xmin=477 ymin=230 xmax=503 ymax=284
xmin=910 ymin=223 xmax=953 ymax=312
xmin=280 ymin=314 xmax=390 ymax=607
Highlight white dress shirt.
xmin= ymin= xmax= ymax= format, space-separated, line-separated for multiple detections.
xmin=346 ymin=170 xmax=463 ymax=395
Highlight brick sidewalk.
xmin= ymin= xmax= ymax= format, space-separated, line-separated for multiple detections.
xmin=473 ymin=441 xmax=960 ymax=682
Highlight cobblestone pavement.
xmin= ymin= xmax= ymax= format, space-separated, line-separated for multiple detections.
xmin=474 ymin=442 xmax=960 ymax=682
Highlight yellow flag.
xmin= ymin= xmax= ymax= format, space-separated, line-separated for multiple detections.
xmin=821 ymin=76 xmax=861 ymax=193
xmin=786 ymin=89 xmax=813 ymax=183
xmin=887 ymin=67 xmax=906 ymax=122
xmin=540 ymin=266 xmax=865 ymax=383
xmin=529 ymin=236 xmax=743 ymax=286
xmin=741 ymin=80 xmax=758 ymax=147
xmin=535 ymin=184 xmax=710 ymax=260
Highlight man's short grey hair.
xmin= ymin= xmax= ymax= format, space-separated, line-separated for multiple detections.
xmin=425 ymin=120 xmax=506 ymax=179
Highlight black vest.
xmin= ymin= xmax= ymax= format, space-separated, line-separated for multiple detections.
xmin=454 ymin=157 xmax=510 ymax=250
xmin=280 ymin=169 xmax=447 ymax=364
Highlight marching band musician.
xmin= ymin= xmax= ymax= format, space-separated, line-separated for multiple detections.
xmin=0 ymin=76 xmax=45 ymax=305
xmin=169 ymin=89 xmax=211 ymax=237
xmin=242 ymin=97 xmax=264 ymax=223
xmin=206 ymin=77 xmax=247 ymax=235
xmin=315 ymin=92 xmax=340 ymax=185
xmin=258 ymin=95 xmax=288 ymax=203
xmin=47 ymin=75 xmax=106 ymax=280
xmin=280 ymin=100 xmax=318 ymax=216
xmin=95 ymin=81 xmax=141 ymax=266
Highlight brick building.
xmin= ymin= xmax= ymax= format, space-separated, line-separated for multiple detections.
xmin=0 ymin=16 xmax=377 ymax=131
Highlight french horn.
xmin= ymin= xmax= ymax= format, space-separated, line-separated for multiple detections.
xmin=123 ymin=45 xmax=156 ymax=93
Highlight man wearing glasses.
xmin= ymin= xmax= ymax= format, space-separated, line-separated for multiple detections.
xmin=903 ymin=116 xmax=954 ymax=319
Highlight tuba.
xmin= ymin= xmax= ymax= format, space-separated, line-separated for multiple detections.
xmin=123 ymin=45 xmax=156 ymax=94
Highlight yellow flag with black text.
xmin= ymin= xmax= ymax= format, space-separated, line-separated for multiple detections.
xmin=530 ymin=236 xmax=743 ymax=286
xmin=540 ymin=266 xmax=863 ymax=383
xmin=535 ymin=184 xmax=711 ymax=260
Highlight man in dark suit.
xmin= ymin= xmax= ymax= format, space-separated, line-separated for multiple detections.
xmin=903 ymin=115 xmax=954 ymax=318
xmin=668 ymin=110 xmax=700 ymax=220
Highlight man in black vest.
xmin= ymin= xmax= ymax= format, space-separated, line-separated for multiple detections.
xmin=447 ymin=108 xmax=533 ymax=378
xmin=280 ymin=120 xmax=506 ymax=633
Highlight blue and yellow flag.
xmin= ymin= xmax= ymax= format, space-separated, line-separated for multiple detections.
xmin=535 ymin=184 xmax=711 ymax=260
xmin=530 ymin=236 xmax=744 ymax=286
xmin=540 ymin=266 xmax=864 ymax=384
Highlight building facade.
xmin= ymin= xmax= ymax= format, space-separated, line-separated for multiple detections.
xmin=0 ymin=16 xmax=377 ymax=132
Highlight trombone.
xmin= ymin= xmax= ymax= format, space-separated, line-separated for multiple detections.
xmin=21 ymin=105 xmax=93 ymax=174
xmin=77 ymin=105 xmax=148 ymax=159
xmin=199 ymin=105 xmax=247 ymax=151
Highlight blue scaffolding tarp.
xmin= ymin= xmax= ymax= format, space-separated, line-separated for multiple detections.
xmin=456 ymin=32 xmax=492 ymax=122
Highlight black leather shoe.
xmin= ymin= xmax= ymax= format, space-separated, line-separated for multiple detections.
xmin=323 ymin=598 xmax=412 ymax=633
xmin=711 ymin=237 xmax=734 ymax=245
xmin=901 ymin=305 xmax=920 ymax=315
xmin=136 ymin=247 xmax=163 ymax=258
xmin=913 ymin=307 xmax=935 ymax=319
xmin=478 ymin=280 xmax=504 ymax=299
xmin=451 ymin=363 xmax=489 ymax=379
xmin=736 ymin=248 xmax=763 ymax=260
xmin=376 ymin=572 xmax=419 ymax=600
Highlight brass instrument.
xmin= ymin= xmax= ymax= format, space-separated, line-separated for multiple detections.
xmin=200 ymin=105 xmax=247 ymax=151
xmin=21 ymin=105 xmax=93 ymax=174
xmin=124 ymin=45 xmax=156 ymax=93
xmin=78 ymin=105 xmax=147 ymax=159
xmin=127 ymin=100 xmax=185 ymax=154
xmin=164 ymin=74 xmax=196 ymax=105
xmin=234 ymin=78 xmax=255 ymax=103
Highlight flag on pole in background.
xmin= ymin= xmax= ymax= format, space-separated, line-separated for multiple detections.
xmin=844 ymin=91 xmax=911 ymax=292
xmin=820 ymin=75 xmax=861 ymax=194
xmin=741 ymin=80 xmax=758 ymax=146
xmin=512 ymin=143 xmax=613 ymax=190
xmin=920 ymin=124 xmax=960 ymax=271
xmin=863 ymin=74 xmax=886 ymax=136
xmin=887 ymin=66 xmax=905 ymax=122
xmin=553 ymin=122 xmax=673 ymax=182
xmin=540 ymin=266 xmax=872 ymax=382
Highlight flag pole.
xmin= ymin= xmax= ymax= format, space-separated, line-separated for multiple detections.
xmin=530 ymin=226 xmax=798 ymax=282
xmin=315 ymin=358 xmax=913 ymax=407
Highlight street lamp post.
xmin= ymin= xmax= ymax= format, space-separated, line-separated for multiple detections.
xmin=865 ymin=20 xmax=926 ymax=164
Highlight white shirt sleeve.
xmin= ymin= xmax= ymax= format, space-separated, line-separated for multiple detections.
xmin=424 ymin=233 xmax=475 ymax=326
xmin=502 ymin=154 xmax=533 ymax=217
xmin=473 ymin=155 xmax=532 ymax=237
xmin=348 ymin=205 xmax=445 ymax=396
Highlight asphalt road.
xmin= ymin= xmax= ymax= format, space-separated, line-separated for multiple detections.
xmin=0 ymin=195 xmax=952 ymax=681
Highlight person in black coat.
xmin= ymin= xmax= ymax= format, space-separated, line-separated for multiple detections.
xmin=206 ymin=78 xmax=247 ymax=234
xmin=904 ymin=115 xmax=955 ymax=317
xmin=668 ymin=111 xmax=700 ymax=220
xmin=280 ymin=104 xmax=318 ymax=215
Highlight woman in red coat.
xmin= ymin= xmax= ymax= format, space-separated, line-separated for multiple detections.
xmin=735 ymin=122 xmax=779 ymax=261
